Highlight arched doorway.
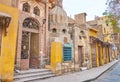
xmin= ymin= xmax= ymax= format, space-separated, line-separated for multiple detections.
xmin=21 ymin=18 xmax=40 ymax=69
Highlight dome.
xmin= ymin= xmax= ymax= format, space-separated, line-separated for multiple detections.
xmin=49 ymin=6 xmax=68 ymax=24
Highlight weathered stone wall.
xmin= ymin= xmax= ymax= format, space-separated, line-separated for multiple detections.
xmin=75 ymin=13 xmax=86 ymax=25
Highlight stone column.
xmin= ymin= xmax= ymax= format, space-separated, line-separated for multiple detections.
xmin=45 ymin=0 xmax=49 ymax=63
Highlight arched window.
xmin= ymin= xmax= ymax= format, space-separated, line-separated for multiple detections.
xmin=80 ymin=31 xmax=84 ymax=34
xmin=52 ymin=28 xmax=57 ymax=33
xmin=22 ymin=2 xmax=30 ymax=12
xmin=33 ymin=6 xmax=40 ymax=16
xmin=80 ymin=31 xmax=86 ymax=38
xmin=23 ymin=18 xmax=39 ymax=30
xmin=62 ymin=29 xmax=66 ymax=34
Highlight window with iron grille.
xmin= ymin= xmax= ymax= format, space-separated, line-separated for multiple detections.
xmin=52 ymin=28 xmax=57 ymax=33
xmin=33 ymin=6 xmax=40 ymax=16
xmin=23 ymin=18 xmax=39 ymax=30
xmin=23 ymin=2 xmax=30 ymax=12
xmin=63 ymin=44 xmax=72 ymax=61
xmin=21 ymin=32 xmax=29 ymax=59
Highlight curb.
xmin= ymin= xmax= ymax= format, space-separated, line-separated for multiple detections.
xmin=83 ymin=60 xmax=119 ymax=82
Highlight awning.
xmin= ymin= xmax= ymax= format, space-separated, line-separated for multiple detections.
xmin=90 ymin=36 xmax=110 ymax=46
xmin=0 ymin=12 xmax=11 ymax=17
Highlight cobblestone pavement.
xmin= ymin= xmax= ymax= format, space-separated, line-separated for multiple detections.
xmin=32 ymin=60 xmax=118 ymax=82
xmin=92 ymin=60 xmax=120 ymax=82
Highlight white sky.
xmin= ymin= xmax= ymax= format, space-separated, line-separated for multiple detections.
xmin=63 ymin=0 xmax=108 ymax=21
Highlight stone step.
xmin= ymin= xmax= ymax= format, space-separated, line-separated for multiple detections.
xmin=14 ymin=71 xmax=52 ymax=79
xmin=14 ymin=74 xmax=55 ymax=82
xmin=14 ymin=69 xmax=50 ymax=75
xmin=14 ymin=69 xmax=55 ymax=82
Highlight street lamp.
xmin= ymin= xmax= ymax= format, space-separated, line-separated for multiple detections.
xmin=41 ymin=19 xmax=46 ymax=33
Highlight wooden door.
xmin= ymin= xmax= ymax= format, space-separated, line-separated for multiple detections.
xmin=29 ymin=33 xmax=39 ymax=68
xmin=78 ymin=46 xmax=83 ymax=67
xmin=98 ymin=46 xmax=101 ymax=66
xmin=91 ymin=44 xmax=97 ymax=67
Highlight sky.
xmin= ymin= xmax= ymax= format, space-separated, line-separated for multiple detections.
xmin=63 ymin=0 xmax=108 ymax=21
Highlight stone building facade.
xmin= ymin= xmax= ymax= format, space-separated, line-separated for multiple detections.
xmin=75 ymin=13 xmax=90 ymax=68
xmin=15 ymin=0 xmax=49 ymax=70
xmin=97 ymin=16 xmax=117 ymax=61
xmin=87 ymin=16 xmax=115 ymax=67
xmin=68 ymin=13 xmax=90 ymax=69
xmin=49 ymin=0 xmax=72 ymax=44
xmin=48 ymin=0 xmax=74 ymax=73
xmin=68 ymin=13 xmax=115 ymax=69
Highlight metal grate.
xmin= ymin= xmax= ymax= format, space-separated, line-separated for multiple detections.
xmin=63 ymin=47 xmax=72 ymax=61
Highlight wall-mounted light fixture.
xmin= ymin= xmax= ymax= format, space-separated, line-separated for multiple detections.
xmin=0 ymin=12 xmax=11 ymax=36
xmin=41 ymin=19 xmax=46 ymax=33
xmin=4 ymin=17 xmax=11 ymax=27
xmin=42 ymin=19 xmax=46 ymax=25
xmin=4 ymin=17 xmax=11 ymax=36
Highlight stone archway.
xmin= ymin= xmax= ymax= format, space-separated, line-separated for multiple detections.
xmin=21 ymin=18 xmax=40 ymax=69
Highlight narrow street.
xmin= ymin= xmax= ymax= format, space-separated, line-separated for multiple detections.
xmin=0 ymin=0 xmax=120 ymax=81
xmin=27 ymin=61 xmax=117 ymax=82
xmin=91 ymin=60 xmax=120 ymax=82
